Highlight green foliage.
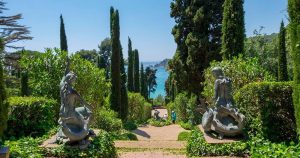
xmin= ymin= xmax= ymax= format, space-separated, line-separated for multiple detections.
xmin=60 ymin=14 xmax=68 ymax=52
xmin=98 ymin=37 xmax=111 ymax=79
xmin=20 ymin=70 xmax=29 ymax=96
xmin=5 ymin=136 xmax=44 ymax=158
xmin=221 ymin=0 xmax=245 ymax=59
xmin=93 ymin=107 xmax=122 ymax=133
xmin=187 ymin=94 xmax=200 ymax=125
xmin=203 ymin=57 xmax=275 ymax=104
xmin=110 ymin=8 xmax=122 ymax=115
xmin=128 ymin=92 xmax=151 ymax=123
xmin=169 ymin=0 xmax=224 ymax=95
xmin=120 ymin=40 xmax=129 ymax=121
xmin=234 ymin=82 xmax=297 ymax=142
xmin=145 ymin=66 xmax=157 ymax=98
xmin=174 ymin=93 xmax=189 ymax=122
xmin=249 ymin=137 xmax=300 ymax=158
xmin=140 ymin=64 xmax=148 ymax=99
xmin=6 ymin=97 xmax=57 ymax=138
xmin=133 ymin=49 xmax=140 ymax=92
xmin=46 ymin=131 xmax=117 ymax=158
xmin=75 ymin=49 xmax=98 ymax=63
xmin=148 ymin=118 xmax=172 ymax=127
xmin=112 ymin=131 xmax=138 ymax=141
xmin=177 ymin=131 xmax=191 ymax=141
xmin=278 ymin=21 xmax=288 ymax=81
xmin=187 ymin=130 xmax=247 ymax=157
xmin=123 ymin=121 xmax=137 ymax=131
xmin=288 ymin=0 xmax=300 ymax=135
xmin=127 ymin=37 xmax=134 ymax=92
xmin=0 ymin=60 xmax=8 ymax=139
xmin=179 ymin=122 xmax=194 ymax=130
xmin=153 ymin=94 xmax=164 ymax=106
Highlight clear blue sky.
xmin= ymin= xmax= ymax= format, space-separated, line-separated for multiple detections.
xmin=6 ymin=0 xmax=287 ymax=61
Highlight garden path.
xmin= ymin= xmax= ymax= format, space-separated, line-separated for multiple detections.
xmin=116 ymin=124 xmax=187 ymax=158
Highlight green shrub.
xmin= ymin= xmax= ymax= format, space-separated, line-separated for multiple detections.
xmin=5 ymin=137 xmax=44 ymax=158
xmin=123 ymin=121 xmax=137 ymax=131
xmin=6 ymin=97 xmax=57 ymax=138
xmin=187 ymin=130 xmax=247 ymax=157
xmin=178 ymin=131 xmax=191 ymax=141
xmin=93 ymin=107 xmax=122 ymax=132
xmin=203 ymin=57 xmax=275 ymax=105
xmin=45 ymin=131 xmax=117 ymax=158
xmin=180 ymin=122 xmax=194 ymax=130
xmin=128 ymin=92 xmax=151 ymax=123
xmin=148 ymin=118 xmax=172 ymax=127
xmin=187 ymin=94 xmax=201 ymax=125
xmin=174 ymin=93 xmax=189 ymax=122
xmin=234 ymin=82 xmax=297 ymax=142
xmin=112 ymin=131 xmax=138 ymax=141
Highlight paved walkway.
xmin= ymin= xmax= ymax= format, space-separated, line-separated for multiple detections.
xmin=116 ymin=124 xmax=188 ymax=158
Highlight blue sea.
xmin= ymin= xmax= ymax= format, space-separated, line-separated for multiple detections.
xmin=142 ymin=62 xmax=169 ymax=98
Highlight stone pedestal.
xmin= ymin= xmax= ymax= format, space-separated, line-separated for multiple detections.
xmin=0 ymin=147 xmax=9 ymax=158
xmin=199 ymin=125 xmax=241 ymax=144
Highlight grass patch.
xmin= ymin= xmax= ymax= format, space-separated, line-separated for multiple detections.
xmin=177 ymin=131 xmax=191 ymax=141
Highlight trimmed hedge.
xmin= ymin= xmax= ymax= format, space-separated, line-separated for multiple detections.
xmin=6 ymin=97 xmax=57 ymax=138
xmin=234 ymin=82 xmax=297 ymax=142
xmin=187 ymin=130 xmax=247 ymax=157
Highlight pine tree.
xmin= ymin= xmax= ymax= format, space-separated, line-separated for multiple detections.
xmin=60 ymin=15 xmax=68 ymax=52
xmin=221 ymin=0 xmax=245 ymax=59
xmin=278 ymin=21 xmax=288 ymax=81
xmin=127 ymin=37 xmax=134 ymax=92
xmin=133 ymin=49 xmax=140 ymax=92
xmin=110 ymin=7 xmax=121 ymax=113
xmin=288 ymin=0 xmax=300 ymax=134
xmin=0 ymin=38 xmax=8 ymax=139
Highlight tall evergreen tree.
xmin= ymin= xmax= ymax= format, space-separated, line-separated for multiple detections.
xmin=288 ymin=0 xmax=300 ymax=134
xmin=169 ymin=0 xmax=224 ymax=96
xmin=278 ymin=21 xmax=288 ymax=81
xmin=145 ymin=67 xmax=157 ymax=99
xmin=98 ymin=38 xmax=111 ymax=79
xmin=120 ymin=43 xmax=128 ymax=121
xmin=0 ymin=38 xmax=8 ymax=139
xmin=140 ymin=64 xmax=147 ymax=99
xmin=60 ymin=15 xmax=68 ymax=52
xmin=221 ymin=0 xmax=245 ymax=59
xmin=127 ymin=37 xmax=134 ymax=92
xmin=133 ymin=49 xmax=140 ymax=92
xmin=21 ymin=70 xmax=29 ymax=96
xmin=110 ymin=7 xmax=121 ymax=114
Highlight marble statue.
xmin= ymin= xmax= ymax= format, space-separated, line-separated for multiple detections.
xmin=56 ymin=60 xmax=93 ymax=145
xmin=202 ymin=67 xmax=245 ymax=139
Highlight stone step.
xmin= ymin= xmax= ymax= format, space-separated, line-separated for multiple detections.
xmin=115 ymin=140 xmax=186 ymax=149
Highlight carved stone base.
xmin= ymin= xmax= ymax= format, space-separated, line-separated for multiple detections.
xmin=0 ymin=147 xmax=9 ymax=158
xmin=199 ymin=125 xmax=242 ymax=144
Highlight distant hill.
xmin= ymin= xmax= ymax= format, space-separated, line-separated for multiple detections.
xmin=154 ymin=59 xmax=170 ymax=68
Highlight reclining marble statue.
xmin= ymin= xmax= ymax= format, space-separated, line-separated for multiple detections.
xmin=56 ymin=61 xmax=93 ymax=145
xmin=202 ymin=67 xmax=245 ymax=139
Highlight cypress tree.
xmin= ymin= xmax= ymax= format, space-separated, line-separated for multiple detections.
xmin=127 ymin=37 xmax=134 ymax=92
xmin=140 ymin=64 xmax=147 ymax=99
xmin=21 ymin=70 xmax=29 ymax=96
xmin=0 ymin=38 xmax=8 ymax=139
xmin=60 ymin=15 xmax=68 ymax=52
xmin=221 ymin=0 xmax=245 ymax=59
xmin=278 ymin=21 xmax=288 ymax=81
xmin=133 ymin=49 xmax=140 ymax=92
xmin=288 ymin=0 xmax=300 ymax=134
xmin=110 ymin=8 xmax=121 ymax=113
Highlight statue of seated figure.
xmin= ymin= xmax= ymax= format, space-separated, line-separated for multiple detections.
xmin=56 ymin=67 xmax=93 ymax=145
xmin=202 ymin=67 xmax=245 ymax=139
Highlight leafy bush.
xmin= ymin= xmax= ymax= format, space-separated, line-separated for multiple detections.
xmin=187 ymin=94 xmax=201 ymax=125
xmin=234 ymin=82 xmax=297 ymax=142
xmin=148 ymin=118 xmax=172 ymax=127
xmin=93 ymin=107 xmax=122 ymax=133
xmin=6 ymin=97 xmax=57 ymax=138
xmin=123 ymin=121 xmax=137 ymax=131
xmin=177 ymin=131 xmax=191 ymax=141
xmin=179 ymin=122 xmax=194 ymax=130
xmin=203 ymin=57 xmax=275 ymax=104
xmin=187 ymin=130 xmax=247 ymax=157
xmin=174 ymin=93 xmax=189 ymax=122
xmin=128 ymin=92 xmax=151 ymax=123
xmin=112 ymin=131 xmax=138 ymax=141
xmin=248 ymin=137 xmax=300 ymax=158
xmin=45 ymin=131 xmax=117 ymax=158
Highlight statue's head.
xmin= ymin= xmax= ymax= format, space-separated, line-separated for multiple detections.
xmin=212 ymin=67 xmax=224 ymax=78
xmin=65 ymin=71 xmax=77 ymax=84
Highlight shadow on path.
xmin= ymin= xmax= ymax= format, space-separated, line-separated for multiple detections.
xmin=132 ymin=129 xmax=151 ymax=139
